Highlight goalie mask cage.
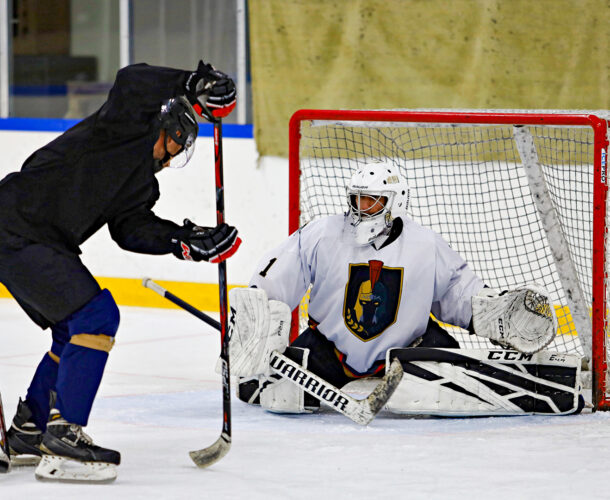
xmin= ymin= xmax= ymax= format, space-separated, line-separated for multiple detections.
xmin=288 ymin=109 xmax=610 ymax=411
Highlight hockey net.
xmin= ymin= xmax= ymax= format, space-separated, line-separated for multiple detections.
xmin=288 ymin=109 xmax=610 ymax=411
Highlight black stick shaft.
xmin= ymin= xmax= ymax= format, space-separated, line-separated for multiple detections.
xmin=214 ymin=119 xmax=232 ymax=439
xmin=168 ymin=290 xmax=221 ymax=331
xmin=142 ymin=279 xmax=221 ymax=331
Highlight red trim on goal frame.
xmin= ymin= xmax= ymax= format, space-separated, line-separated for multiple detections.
xmin=288 ymin=109 xmax=609 ymax=411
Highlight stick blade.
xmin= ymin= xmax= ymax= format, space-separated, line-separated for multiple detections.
xmin=362 ymin=358 xmax=404 ymax=421
xmin=189 ymin=433 xmax=231 ymax=469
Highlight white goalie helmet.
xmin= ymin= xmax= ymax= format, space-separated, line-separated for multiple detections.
xmin=346 ymin=160 xmax=410 ymax=245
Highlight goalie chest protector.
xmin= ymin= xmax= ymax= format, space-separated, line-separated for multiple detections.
xmin=251 ymin=215 xmax=484 ymax=373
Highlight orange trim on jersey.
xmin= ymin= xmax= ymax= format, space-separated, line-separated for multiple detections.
xmin=333 ymin=348 xmax=386 ymax=379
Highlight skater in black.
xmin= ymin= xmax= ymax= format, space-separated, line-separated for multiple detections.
xmin=0 ymin=60 xmax=239 ymax=482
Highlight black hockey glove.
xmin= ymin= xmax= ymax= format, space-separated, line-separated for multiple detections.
xmin=184 ymin=60 xmax=236 ymax=121
xmin=171 ymin=219 xmax=241 ymax=263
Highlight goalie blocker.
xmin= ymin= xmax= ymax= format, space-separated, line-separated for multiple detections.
xmin=377 ymin=347 xmax=584 ymax=416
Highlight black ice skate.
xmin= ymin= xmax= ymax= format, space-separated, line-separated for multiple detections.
xmin=35 ymin=408 xmax=120 ymax=483
xmin=6 ymin=398 xmax=43 ymax=466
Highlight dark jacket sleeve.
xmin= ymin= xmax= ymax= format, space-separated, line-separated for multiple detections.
xmin=97 ymin=63 xmax=191 ymax=132
xmin=107 ymin=174 xmax=182 ymax=255
xmin=108 ymin=205 xmax=181 ymax=255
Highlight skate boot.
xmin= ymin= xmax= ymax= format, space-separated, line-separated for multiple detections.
xmin=6 ymin=398 xmax=43 ymax=466
xmin=0 ymin=444 xmax=9 ymax=474
xmin=35 ymin=408 xmax=120 ymax=483
xmin=0 ymin=395 xmax=10 ymax=473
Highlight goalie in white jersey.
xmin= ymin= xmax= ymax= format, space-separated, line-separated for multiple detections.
xmin=230 ymin=161 xmax=581 ymax=417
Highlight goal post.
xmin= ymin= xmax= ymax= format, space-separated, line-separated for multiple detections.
xmin=288 ymin=109 xmax=610 ymax=411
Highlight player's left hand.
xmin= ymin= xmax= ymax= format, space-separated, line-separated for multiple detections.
xmin=171 ymin=219 xmax=241 ymax=263
xmin=185 ymin=60 xmax=236 ymax=121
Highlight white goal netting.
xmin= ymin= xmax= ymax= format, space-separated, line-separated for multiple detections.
xmin=290 ymin=111 xmax=610 ymax=404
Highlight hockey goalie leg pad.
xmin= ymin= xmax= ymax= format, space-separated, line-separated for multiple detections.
xmin=227 ymin=288 xmax=292 ymax=377
xmin=237 ymin=376 xmax=262 ymax=405
xmin=472 ymin=285 xmax=557 ymax=354
xmin=385 ymin=348 xmax=582 ymax=416
xmin=259 ymin=347 xmax=319 ymax=414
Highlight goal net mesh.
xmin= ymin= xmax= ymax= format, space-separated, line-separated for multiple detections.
xmin=294 ymin=115 xmax=601 ymax=362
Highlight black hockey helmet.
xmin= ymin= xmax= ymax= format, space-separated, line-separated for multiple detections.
xmin=157 ymin=96 xmax=199 ymax=168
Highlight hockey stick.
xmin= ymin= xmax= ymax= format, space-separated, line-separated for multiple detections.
xmin=191 ymin=118 xmax=231 ymax=468
xmin=0 ymin=392 xmax=11 ymax=473
xmin=142 ymin=278 xmax=220 ymax=331
xmin=141 ymin=279 xmax=404 ymax=426
xmin=269 ymin=351 xmax=403 ymax=425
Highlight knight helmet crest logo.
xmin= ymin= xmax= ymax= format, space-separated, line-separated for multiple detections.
xmin=343 ymin=260 xmax=403 ymax=341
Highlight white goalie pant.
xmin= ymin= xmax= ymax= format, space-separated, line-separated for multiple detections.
xmin=379 ymin=348 xmax=582 ymax=416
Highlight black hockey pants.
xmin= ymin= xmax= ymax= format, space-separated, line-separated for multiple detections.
xmin=289 ymin=317 xmax=459 ymax=388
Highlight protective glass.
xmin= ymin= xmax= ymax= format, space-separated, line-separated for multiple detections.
xmin=167 ymin=132 xmax=196 ymax=169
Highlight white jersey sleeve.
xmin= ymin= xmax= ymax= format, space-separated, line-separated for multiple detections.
xmin=430 ymin=233 xmax=484 ymax=328
xmin=249 ymin=221 xmax=321 ymax=310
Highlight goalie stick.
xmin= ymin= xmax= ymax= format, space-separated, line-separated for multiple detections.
xmin=0 ymin=392 xmax=11 ymax=473
xmin=142 ymin=279 xmax=404 ymax=425
xmin=269 ymin=351 xmax=403 ymax=425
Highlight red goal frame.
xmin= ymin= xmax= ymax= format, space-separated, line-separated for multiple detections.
xmin=288 ymin=109 xmax=609 ymax=411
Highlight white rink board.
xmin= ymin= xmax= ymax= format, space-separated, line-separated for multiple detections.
xmin=0 ymin=130 xmax=290 ymax=286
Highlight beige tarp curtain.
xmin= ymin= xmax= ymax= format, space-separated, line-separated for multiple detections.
xmin=249 ymin=0 xmax=608 ymax=158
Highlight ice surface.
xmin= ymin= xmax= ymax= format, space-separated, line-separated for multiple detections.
xmin=1 ymin=298 xmax=609 ymax=499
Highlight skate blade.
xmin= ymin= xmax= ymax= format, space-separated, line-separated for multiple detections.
xmin=35 ymin=455 xmax=117 ymax=483
xmin=10 ymin=454 xmax=41 ymax=466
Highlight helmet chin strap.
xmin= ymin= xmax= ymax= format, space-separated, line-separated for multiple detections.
xmin=162 ymin=133 xmax=173 ymax=164
xmin=161 ymin=150 xmax=172 ymax=165
xmin=160 ymin=131 xmax=185 ymax=166
xmin=153 ymin=159 xmax=164 ymax=173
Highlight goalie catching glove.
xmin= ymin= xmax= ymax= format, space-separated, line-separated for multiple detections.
xmin=472 ymin=284 xmax=557 ymax=354
xmin=226 ymin=287 xmax=292 ymax=377
xmin=171 ymin=219 xmax=241 ymax=263
xmin=184 ymin=60 xmax=236 ymax=121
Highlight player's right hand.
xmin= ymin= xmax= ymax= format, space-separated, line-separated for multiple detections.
xmin=184 ymin=60 xmax=236 ymax=121
xmin=171 ymin=219 xmax=241 ymax=263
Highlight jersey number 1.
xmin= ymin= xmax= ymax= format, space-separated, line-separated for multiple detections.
xmin=259 ymin=258 xmax=277 ymax=277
